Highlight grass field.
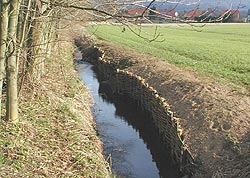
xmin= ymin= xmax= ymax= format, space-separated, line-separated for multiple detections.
xmin=87 ymin=24 xmax=250 ymax=87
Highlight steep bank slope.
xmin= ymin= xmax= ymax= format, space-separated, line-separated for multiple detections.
xmin=78 ymin=38 xmax=250 ymax=178
xmin=0 ymin=40 xmax=110 ymax=177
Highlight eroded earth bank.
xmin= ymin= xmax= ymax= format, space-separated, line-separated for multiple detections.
xmin=76 ymin=37 xmax=250 ymax=178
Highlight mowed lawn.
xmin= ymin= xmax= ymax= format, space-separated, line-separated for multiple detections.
xmin=87 ymin=24 xmax=250 ymax=87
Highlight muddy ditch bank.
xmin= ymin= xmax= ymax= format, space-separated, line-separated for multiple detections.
xmin=75 ymin=38 xmax=250 ymax=178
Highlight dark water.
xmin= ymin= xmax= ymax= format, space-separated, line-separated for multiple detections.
xmin=77 ymin=55 xmax=181 ymax=178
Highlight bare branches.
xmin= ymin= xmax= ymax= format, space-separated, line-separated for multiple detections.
xmin=40 ymin=0 xmax=145 ymax=19
xmin=142 ymin=0 xmax=155 ymax=17
xmin=38 ymin=0 xmax=247 ymax=41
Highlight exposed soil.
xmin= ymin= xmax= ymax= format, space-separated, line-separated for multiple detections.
xmin=86 ymin=40 xmax=250 ymax=178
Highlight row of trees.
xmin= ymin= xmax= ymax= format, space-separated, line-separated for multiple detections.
xmin=0 ymin=0 xmax=58 ymax=122
xmin=0 ymin=0 xmax=125 ymax=123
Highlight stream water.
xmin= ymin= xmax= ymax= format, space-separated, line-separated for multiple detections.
xmin=77 ymin=53 xmax=181 ymax=178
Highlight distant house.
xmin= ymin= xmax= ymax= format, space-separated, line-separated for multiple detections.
xmin=194 ymin=8 xmax=219 ymax=22
xmin=127 ymin=8 xmax=149 ymax=17
xmin=205 ymin=8 xmax=218 ymax=18
xmin=154 ymin=9 xmax=176 ymax=22
xmin=167 ymin=9 xmax=176 ymax=17
xmin=184 ymin=9 xmax=202 ymax=20
xmin=157 ymin=9 xmax=176 ymax=18
xmin=221 ymin=9 xmax=240 ymax=22
xmin=127 ymin=7 xmax=176 ymax=21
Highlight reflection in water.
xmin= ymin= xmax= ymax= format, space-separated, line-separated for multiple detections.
xmin=78 ymin=61 xmax=181 ymax=178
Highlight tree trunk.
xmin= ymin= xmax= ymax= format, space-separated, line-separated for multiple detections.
xmin=26 ymin=1 xmax=44 ymax=82
xmin=45 ymin=21 xmax=55 ymax=61
xmin=0 ymin=0 xmax=9 ymax=119
xmin=6 ymin=0 xmax=21 ymax=123
xmin=17 ymin=0 xmax=32 ymax=94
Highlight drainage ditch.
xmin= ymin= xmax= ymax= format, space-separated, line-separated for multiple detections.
xmin=75 ymin=43 xmax=194 ymax=177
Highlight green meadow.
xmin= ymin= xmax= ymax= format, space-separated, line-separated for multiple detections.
xmin=87 ymin=24 xmax=250 ymax=87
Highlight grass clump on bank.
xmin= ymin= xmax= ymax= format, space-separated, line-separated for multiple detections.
xmin=87 ymin=24 xmax=250 ymax=88
xmin=0 ymin=42 xmax=111 ymax=177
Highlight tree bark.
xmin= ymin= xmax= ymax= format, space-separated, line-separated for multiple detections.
xmin=0 ymin=0 xmax=9 ymax=119
xmin=26 ymin=1 xmax=44 ymax=81
xmin=6 ymin=0 xmax=21 ymax=123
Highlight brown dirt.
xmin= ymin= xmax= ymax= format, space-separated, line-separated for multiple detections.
xmin=94 ymin=41 xmax=250 ymax=178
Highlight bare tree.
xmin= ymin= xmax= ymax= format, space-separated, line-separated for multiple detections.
xmin=0 ymin=0 xmax=9 ymax=119
xmin=6 ymin=0 xmax=21 ymax=122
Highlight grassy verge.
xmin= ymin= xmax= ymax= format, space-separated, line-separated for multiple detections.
xmin=87 ymin=24 xmax=250 ymax=88
xmin=0 ymin=42 xmax=111 ymax=177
